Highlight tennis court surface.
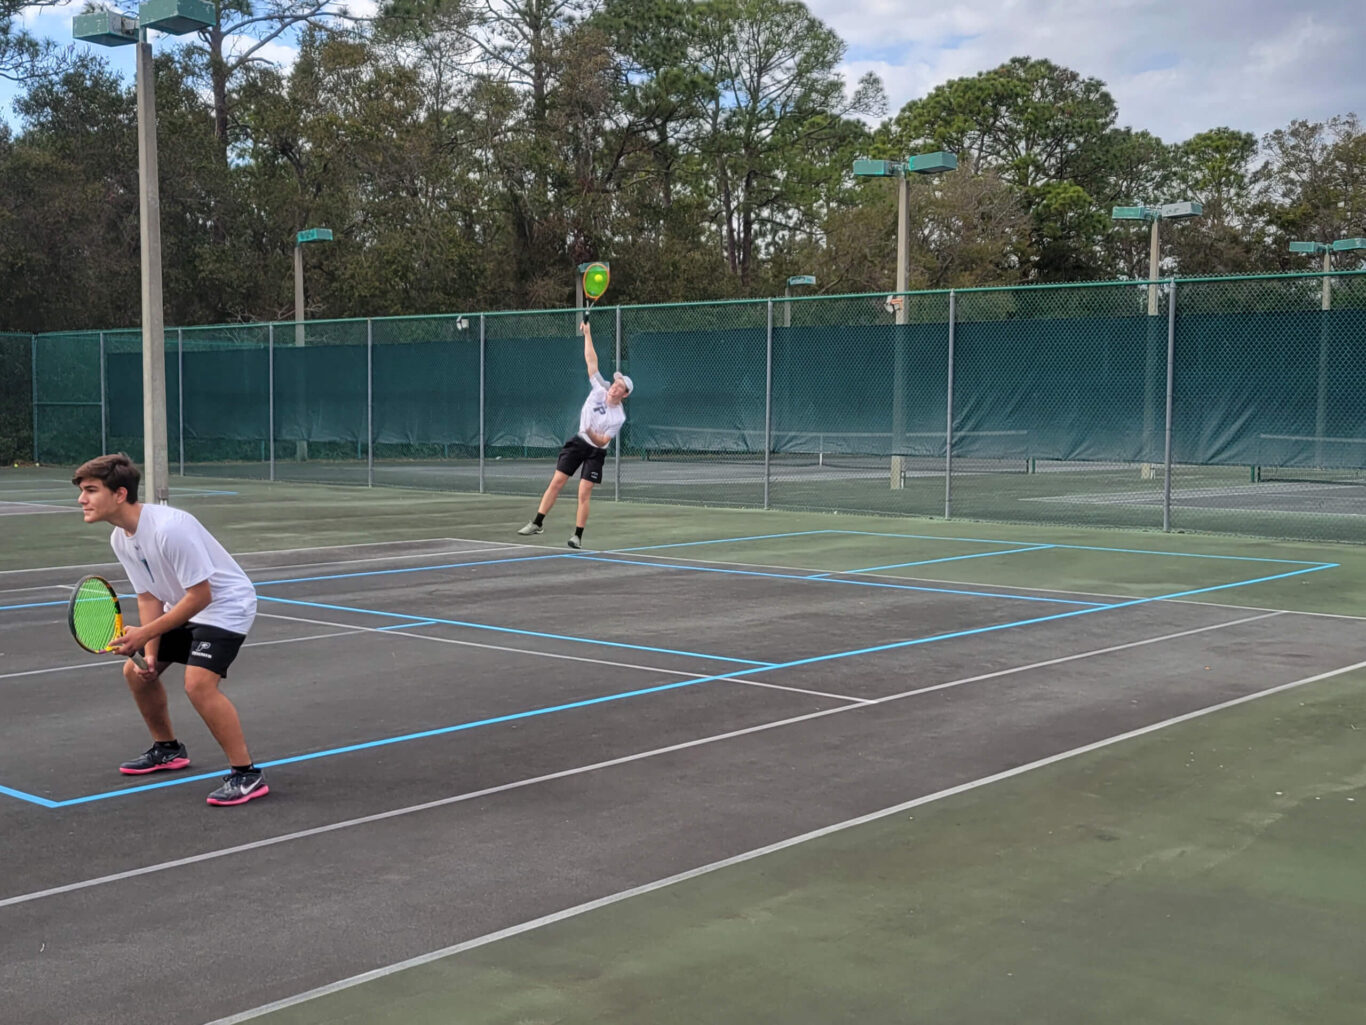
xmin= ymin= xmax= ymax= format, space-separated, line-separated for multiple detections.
xmin=3 ymin=471 xmax=1365 ymax=1025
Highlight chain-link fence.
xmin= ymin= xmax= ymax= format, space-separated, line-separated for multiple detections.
xmin=0 ymin=332 xmax=33 ymax=464
xmin=25 ymin=270 xmax=1366 ymax=541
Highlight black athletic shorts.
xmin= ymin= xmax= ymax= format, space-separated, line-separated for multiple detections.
xmin=555 ymin=435 xmax=608 ymax=483
xmin=151 ymin=622 xmax=247 ymax=677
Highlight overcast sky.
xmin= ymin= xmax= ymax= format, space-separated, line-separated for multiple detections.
xmin=6 ymin=0 xmax=1364 ymax=144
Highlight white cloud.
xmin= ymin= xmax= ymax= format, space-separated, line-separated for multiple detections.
xmin=813 ymin=0 xmax=1366 ymax=142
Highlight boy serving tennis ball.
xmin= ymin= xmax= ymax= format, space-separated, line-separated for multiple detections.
xmin=518 ymin=319 xmax=631 ymax=549
xmin=73 ymin=453 xmax=268 ymax=807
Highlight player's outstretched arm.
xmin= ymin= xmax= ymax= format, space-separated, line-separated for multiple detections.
xmin=581 ymin=320 xmax=599 ymax=379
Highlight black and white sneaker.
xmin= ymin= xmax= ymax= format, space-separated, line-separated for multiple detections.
xmin=206 ymin=769 xmax=269 ymax=807
xmin=516 ymin=522 xmax=543 ymax=536
xmin=119 ymin=742 xmax=190 ymax=775
xmin=567 ymin=536 xmax=582 ymax=549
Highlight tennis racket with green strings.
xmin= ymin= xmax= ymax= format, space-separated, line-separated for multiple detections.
xmin=581 ymin=262 xmax=610 ymax=323
xmin=68 ymin=575 xmax=147 ymax=669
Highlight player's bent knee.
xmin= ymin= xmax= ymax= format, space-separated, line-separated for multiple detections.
xmin=183 ymin=668 xmax=224 ymax=702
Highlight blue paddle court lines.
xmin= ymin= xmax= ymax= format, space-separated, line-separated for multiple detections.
xmin=807 ymin=544 xmax=1056 ymax=577
xmin=569 ymin=554 xmax=1105 ymax=606
xmin=254 ymin=595 xmax=776 ymax=668
xmin=4 ymin=559 xmax=1335 ymax=809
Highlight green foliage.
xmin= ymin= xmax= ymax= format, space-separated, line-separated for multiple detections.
xmin=2 ymin=10 xmax=1364 ymax=334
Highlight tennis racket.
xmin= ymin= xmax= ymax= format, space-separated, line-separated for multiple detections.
xmin=581 ymin=262 xmax=610 ymax=323
xmin=68 ymin=575 xmax=147 ymax=670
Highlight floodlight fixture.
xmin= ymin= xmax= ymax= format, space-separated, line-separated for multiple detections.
xmin=1289 ymin=241 xmax=1330 ymax=254
xmin=906 ymin=151 xmax=957 ymax=175
xmin=1332 ymin=238 xmax=1366 ymax=252
xmin=137 ymin=0 xmax=214 ymax=34
xmin=296 ymin=227 xmax=334 ymax=245
xmin=787 ymin=275 xmax=816 ymax=287
xmin=1155 ymin=201 xmax=1202 ymax=219
xmin=73 ymin=10 xmax=138 ymax=45
xmin=852 ymin=159 xmax=899 ymax=178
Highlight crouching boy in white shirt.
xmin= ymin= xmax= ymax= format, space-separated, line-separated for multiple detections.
xmin=74 ymin=453 xmax=268 ymax=806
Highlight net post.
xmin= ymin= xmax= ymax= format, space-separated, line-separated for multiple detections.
xmin=177 ymin=327 xmax=184 ymax=476
xmin=1162 ymin=279 xmax=1177 ymax=531
xmin=614 ymin=304 xmax=622 ymax=503
xmin=944 ymin=290 xmax=956 ymax=519
xmin=267 ymin=322 xmax=275 ymax=482
xmin=99 ymin=331 xmax=108 ymax=455
xmin=366 ymin=318 xmax=374 ymax=488
xmin=764 ymin=299 xmax=773 ymax=510
xmin=478 ymin=314 xmax=486 ymax=494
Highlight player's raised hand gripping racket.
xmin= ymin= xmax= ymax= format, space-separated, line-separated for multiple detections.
xmin=581 ymin=262 xmax=610 ymax=323
xmin=68 ymin=575 xmax=147 ymax=670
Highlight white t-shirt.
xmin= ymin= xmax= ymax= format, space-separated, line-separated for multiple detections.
xmin=110 ymin=504 xmax=257 ymax=635
xmin=577 ymin=372 xmax=627 ymax=448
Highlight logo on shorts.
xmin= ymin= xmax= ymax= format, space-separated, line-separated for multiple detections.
xmin=190 ymin=641 xmax=213 ymax=659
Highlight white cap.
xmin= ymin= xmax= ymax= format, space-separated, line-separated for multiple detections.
xmin=616 ymin=373 xmax=633 ymax=395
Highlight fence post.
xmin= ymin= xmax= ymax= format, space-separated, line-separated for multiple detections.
xmin=478 ymin=314 xmax=486 ymax=494
xmin=614 ymin=304 xmax=622 ymax=502
xmin=944 ymin=291 xmax=956 ymax=519
xmin=1162 ymin=280 xmax=1177 ymax=532
xmin=764 ymin=299 xmax=773 ymax=510
xmin=177 ymin=328 xmax=184 ymax=475
xmin=267 ymin=323 xmax=275 ymax=482
xmin=31 ymin=334 xmax=38 ymax=462
xmin=99 ymin=331 xmax=108 ymax=455
xmin=366 ymin=319 xmax=374 ymax=488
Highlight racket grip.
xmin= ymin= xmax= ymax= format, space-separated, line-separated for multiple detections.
xmin=131 ymin=652 xmax=148 ymax=671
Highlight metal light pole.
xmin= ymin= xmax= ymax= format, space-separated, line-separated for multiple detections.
xmin=853 ymin=151 xmax=957 ymax=488
xmin=74 ymin=0 xmax=215 ymax=504
xmin=784 ymin=274 xmax=815 ymax=328
xmin=291 ymin=227 xmax=332 ymax=460
xmin=1290 ymin=237 xmax=1366 ymax=466
xmin=1113 ymin=201 xmax=1202 ymax=473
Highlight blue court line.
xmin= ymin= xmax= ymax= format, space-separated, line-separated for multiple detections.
xmin=24 ymin=561 xmax=1334 ymax=808
xmin=822 ymin=530 xmax=1334 ymax=567
xmin=568 ymin=554 xmax=1107 ymax=606
xmin=0 ymin=553 xmax=568 ymax=613
xmin=0 ymin=783 xmax=58 ymax=808
xmin=611 ymin=530 xmax=843 ymax=552
xmin=808 ymin=545 xmax=1055 ymax=577
xmin=256 ymin=595 xmax=776 ymax=667
xmin=253 ymin=552 xmax=566 ymax=587
xmin=376 ymin=620 xmax=439 ymax=631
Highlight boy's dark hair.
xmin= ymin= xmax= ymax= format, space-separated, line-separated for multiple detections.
xmin=72 ymin=453 xmax=141 ymax=504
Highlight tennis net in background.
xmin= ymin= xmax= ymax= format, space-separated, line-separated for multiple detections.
xmin=24 ymin=270 xmax=1366 ymax=542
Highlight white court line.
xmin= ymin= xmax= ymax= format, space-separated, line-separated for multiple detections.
xmin=199 ymin=650 xmax=1366 ymax=1025
xmin=602 ymin=547 xmax=1366 ymax=622
xmin=0 ymin=584 xmax=69 ymax=596
xmin=257 ymin=611 xmax=864 ymax=704
xmin=0 ymin=609 xmax=1290 ymax=912
xmin=0 ymin=630 xmax=363 ymax=682
xmin=0 ymin=537 xmax=526 ymax=577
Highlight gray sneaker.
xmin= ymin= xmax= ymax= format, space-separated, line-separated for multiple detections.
xmin=516 ymin=522 xmax=543 ymax=536
xmin=206 ymin=769 xmax=269 ymax=807
xmin=567 ymin=535 xmax=582 ymax=549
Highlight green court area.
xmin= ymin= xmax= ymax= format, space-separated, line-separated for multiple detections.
xmin=5 ymin=466 xmax=1365 ymax=1025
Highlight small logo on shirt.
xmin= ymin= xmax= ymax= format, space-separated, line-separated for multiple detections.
xmin=593 ymin=404 xmax=606 ymax=414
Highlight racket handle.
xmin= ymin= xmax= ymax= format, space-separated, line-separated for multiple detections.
xmin=131 ymin=652 xmax=148 ymax=671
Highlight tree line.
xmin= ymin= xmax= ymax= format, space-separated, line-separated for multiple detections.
xmin=1 ymin=0 xmax=1363 ymax=334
